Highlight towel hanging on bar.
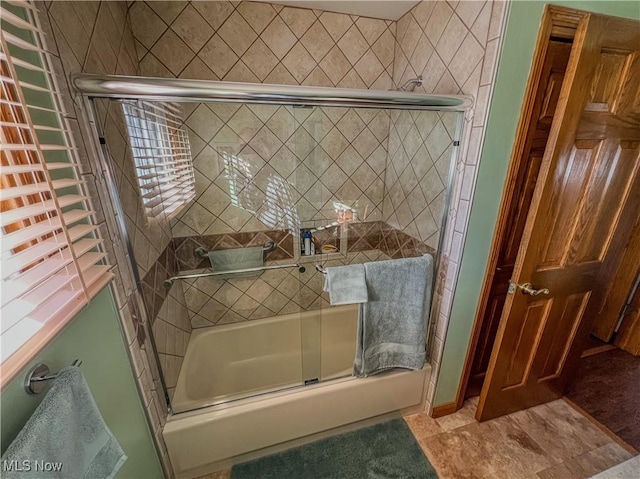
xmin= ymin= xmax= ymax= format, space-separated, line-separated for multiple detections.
xmin=354 ymin=254 xmax=433 ymax=377
xmin=2 ymin=367 xmax=127 ymax=479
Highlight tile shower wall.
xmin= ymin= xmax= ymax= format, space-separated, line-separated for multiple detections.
xmin=36 ymin=1 xmax=174 ymax=473
xmin=386 ymin=1 xmax=509 ymax=411
xmin=174 ymin=221 xmax=431 ymax=328
xmin=180 ymin=249 xmax=392 ymax=328
xmin=137 ymin=241 xmax=192 ymax=396
xmin=381 ymin=0 xmax=492 ymax=251
xmin=382 ymin=111 xmax=458 ymax=250
xmin=129 ymin=1 xmax=396 ymax=89
xmin=152 ymin=282 xmax=191 ymax=399
xmin=172 ymin=103 xmax=390 ymax=237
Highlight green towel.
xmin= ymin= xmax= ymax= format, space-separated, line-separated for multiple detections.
xmin=2 ymin=367 xmax=126 ymax=478
xmin=355 ymin=254 xmax=433 ymax=377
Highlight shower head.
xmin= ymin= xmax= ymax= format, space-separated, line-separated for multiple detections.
xmin=397 ymin=75 xmax=423 ymax=92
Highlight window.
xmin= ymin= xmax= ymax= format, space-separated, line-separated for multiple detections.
xmin=121 ymin=101 xmax=195 ymax=219
xmin=1 ymin=2 xmax=112 ymax=383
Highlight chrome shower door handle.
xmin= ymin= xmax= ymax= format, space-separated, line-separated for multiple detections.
xmin=513 ymin=282 xmax=550 ymax=296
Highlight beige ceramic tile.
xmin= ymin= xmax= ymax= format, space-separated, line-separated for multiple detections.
xmin=509 ymin=400 xmax=613 ymax=464
xmin=456 ymin=1 xmax=486 ymax=29
xmin=217 ymin=11 xmax=258 ymax=57
xmin=260 ymin=16 xmax=297 ymax=59
xmin=300 ymin=21 xmax=333 ymax=62
xmin=424 ymin=1 xmax=454 ymax=45
xmin=150 ymin=29 xmax=192 ymax=75
xmin=282 ymin=43 xmax=316 ymax=83
xmin=355 ymin=17 xmax=387 ymax=46
xmin=536 ymin=442 xmax=634 ymax=479
xmin=147 ymin=1 xmax=186 ymax=25
xmin=279 ymin=6 xmax=316 ymax=39
xmin=405 ymin=413 xmax=444 ymax=440
xmin=448 ymin=33 xmax=484 ymax=87
xmin=421 ymin=415 xmax=554 ymax=479
xmin=192 ymin=1 xmax=234 ymax=30
xmin=242 ymin=39 xmax=279 ymax=80
xmin=127 ymin=2 xmax=167 ymax=50
xmin=337 ymin=24 xmax=369 ymax=64
xmin=236 ymin=1 xmax=277 ymax=35
xmin=318 ymin=11 xmax=352 ymax=42
xmin=435 ymin=397 xmax=478 ymax=431
xmin=171 ymin=5 xmax=214 ymax=52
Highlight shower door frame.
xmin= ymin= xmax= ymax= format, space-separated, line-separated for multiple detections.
xmin=73 ymin=74 xmax=472 ymax=413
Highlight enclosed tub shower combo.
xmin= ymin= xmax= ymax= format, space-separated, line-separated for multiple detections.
xmin=73 ymin=74 xmax=470 ymax=477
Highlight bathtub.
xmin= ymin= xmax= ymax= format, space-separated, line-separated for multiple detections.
xmin=172 ymin=304 xmax=359 ymax=411
xmin=164 ymin=304 xmax=431 ymax=477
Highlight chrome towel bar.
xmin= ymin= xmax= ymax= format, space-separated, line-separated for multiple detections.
xmin=163 ymin=263 xmax=301 ymax=288
xmin=25 ymin=359 xmax=82 ymax=394
xmin=194 ymin=241 xmax=276 ymax=258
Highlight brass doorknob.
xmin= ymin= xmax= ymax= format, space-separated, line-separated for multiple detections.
xmin=517 ymin=282 xmax=550 ymax=296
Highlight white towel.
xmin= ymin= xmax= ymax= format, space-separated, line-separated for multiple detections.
xmin=323 ymin=264 xmax=368 ymax=305
xmin=2 ymin=367 xmax=127 ymax=479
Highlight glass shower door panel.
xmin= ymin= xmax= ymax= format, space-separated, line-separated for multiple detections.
xmin=169 ymin=102 xmax=307 ymax=410
xmin=291 ymin=105 xmax=389 ymax=385
xmin=213 ymin=103 xmax=306 ymax=402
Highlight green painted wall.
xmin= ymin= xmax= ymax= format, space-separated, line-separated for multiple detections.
xmin=1 ymin=289 xmax=164 ymax=479
xmin=434 ymin=0 xmax=640 ymax=406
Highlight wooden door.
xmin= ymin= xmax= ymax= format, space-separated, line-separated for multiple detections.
xmin=466 ymin=41 xmax=572 ymax=398
xmin=477 ymin=13 xmax=640 ymax=421
xmin=591 ymin=215 xmax=640 ymax=341
xmin=613 ymin=218 xmax=640 ymax=355
xmin=615 ymin=275 xmax=640 ymax=355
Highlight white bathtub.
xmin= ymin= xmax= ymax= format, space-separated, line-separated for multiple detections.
xmin=164 ymin=304 xmax=430 ymax=478
xmin=172 ymin=304 xmax=359 ymax=411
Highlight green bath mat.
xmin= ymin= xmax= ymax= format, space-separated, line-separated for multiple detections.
xmin=231 ymin=418 xmax=438 ymax=479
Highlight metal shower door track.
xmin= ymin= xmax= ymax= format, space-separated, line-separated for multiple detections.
xmin=71 ymin=74 xmax=473 ymax=111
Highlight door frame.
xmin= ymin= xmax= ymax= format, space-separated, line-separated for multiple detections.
xmin=453 ymin=5 xmax=587 ymax=413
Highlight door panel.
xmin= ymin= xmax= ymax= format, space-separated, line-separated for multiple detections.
xmin=502 ymin=299 xmax=550 ymax=388
xmin=465 ymin=41 xmax=572 ymax=398
xmin=477 ymin=13 xmax=640 ymax=421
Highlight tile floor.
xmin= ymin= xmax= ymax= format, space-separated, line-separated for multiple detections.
xmin=199 ymin=398 xmax=636 ymax=479
xmin=408 ymin=398 xmax=635 ymax=479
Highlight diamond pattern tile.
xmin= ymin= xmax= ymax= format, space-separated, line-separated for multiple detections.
xmin=171 ymin=5 xmax=214 ymax=52
xmin=176 ymin=220 xmax=432 ymax=328
xmin=300 ymin=21 xmax=333 ymax=62
xmin=237 ymin=1 xmax=277 ymax=34
xmin=217 ymin=11 xmax=258 ymax=56
xmin=242 ymin=39 xmax=279 ymax=80
xmin=281 ymin=43 xmax=316 ymax=83
xmin=383 ymin=109 xmax=457 ymax=248
xmin=318 ymin=46 xmax=351 ymax=84
xmin=124 ymin=2 xmax=502 ymax=378
xmin=319 ymin=11 xmax=353 ymax=42
xmin=150 ymin=29 xmax=192 ymax=75
xmin=198 ymin=34 xmax=239 ymax=78
xmin=337 ymin=25 xmax=369 ymax=64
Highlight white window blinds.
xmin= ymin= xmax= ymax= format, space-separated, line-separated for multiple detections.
xmin=121 ymin=100 xmax=195 ymax=219
xmin=1 ymin=2 xmax=113 ymax=373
